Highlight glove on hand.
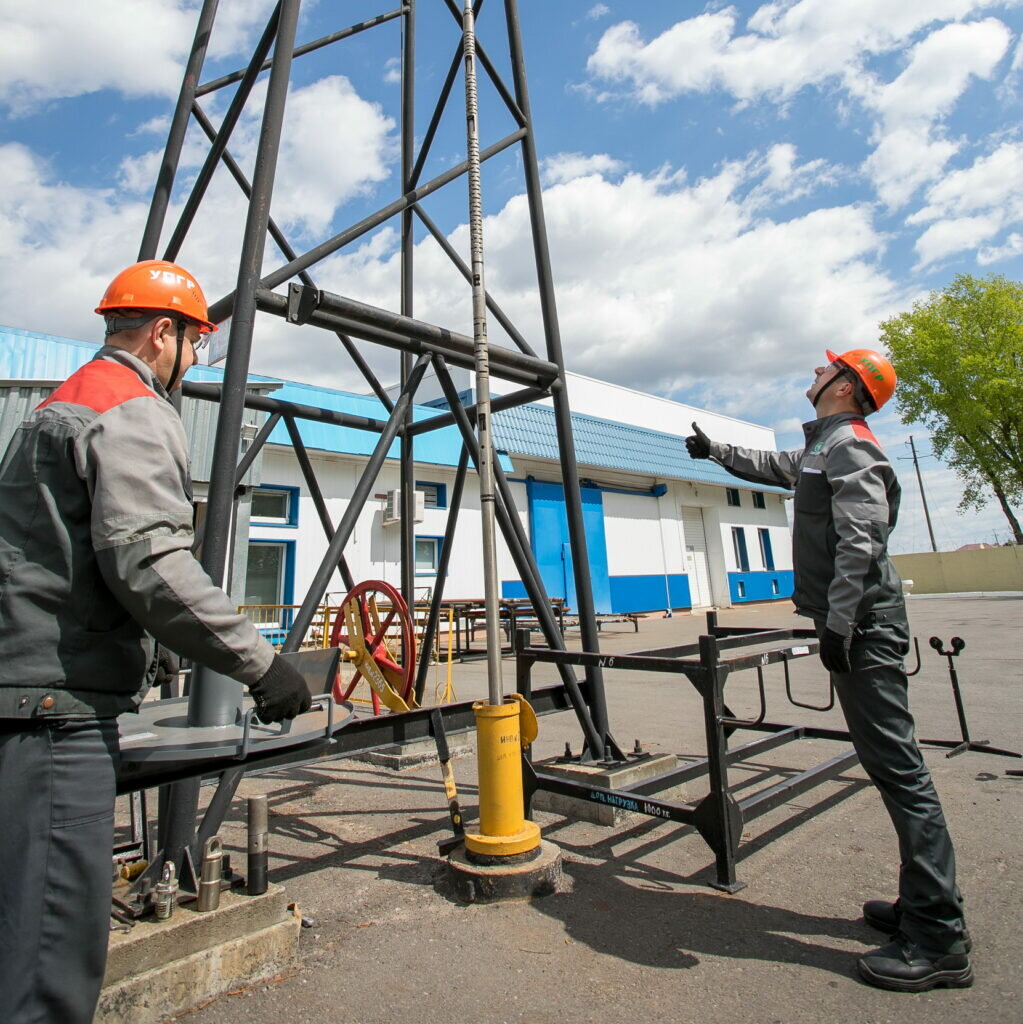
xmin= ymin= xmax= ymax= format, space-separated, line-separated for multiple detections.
xmin=249 ymin=654 xmax=312 ymax=723
xmin=819 ymin=628 xmax=852 ymax=675
xmin=685 ymin=422 xmax=712 ymax=460
xmin=154 ymin=647 xmax=181 ymax=690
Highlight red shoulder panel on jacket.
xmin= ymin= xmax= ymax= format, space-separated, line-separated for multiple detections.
xmin=851 ymin=419 xmax=879 ymax=445
xmin=36 ymin=361 xmax=156 ymax=414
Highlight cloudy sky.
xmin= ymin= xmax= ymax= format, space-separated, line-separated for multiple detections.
xmin=2 ymin=0 xmax=1022 ymax=552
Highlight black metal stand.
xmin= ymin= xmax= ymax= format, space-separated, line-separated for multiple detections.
xmin=922 ymin=636 xmax=1022 ymax=761
xmin=519 ymin=616 xmax=864 ymax=892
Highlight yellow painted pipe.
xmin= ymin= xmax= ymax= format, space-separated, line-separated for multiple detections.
xmin=464 ymin=695 xmax=540 ymax=858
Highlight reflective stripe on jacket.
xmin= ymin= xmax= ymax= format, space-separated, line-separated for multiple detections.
xmin=708 ymin=412 xmax=904 ymax=635
xmin=0 ymin=347 xmax=274 ymax=719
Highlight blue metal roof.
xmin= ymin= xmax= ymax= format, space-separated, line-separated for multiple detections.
xmin=0 ymin=327 xmax=788 ymax=491
xmin=491 ymin=402 xmax=789 ymax=493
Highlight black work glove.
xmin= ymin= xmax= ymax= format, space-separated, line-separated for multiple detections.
xmin=685 ymin=421 xmax=712 ymax=460
xmin=819 ymin=628 xmax=852 ymax=675
xmin=249 ymin=654 xmax=312 ymax=723
xmin=154 ymin=647 xmax=180 ymax=687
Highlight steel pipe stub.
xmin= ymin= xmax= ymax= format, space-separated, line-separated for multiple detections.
xmin=464 ymin=695 xmax=541 ymax=860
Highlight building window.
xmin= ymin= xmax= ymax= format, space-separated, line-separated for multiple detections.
xmin=752 ymin=491 xmax=766 ymax=509
xmin=245 ymin=542 xmax=292 ymax=607
xmin=732 ymin=527 xmax=750 ymax=572
xmin=772 ymin=579 xmax=780 ymax=595
xmin=726 ymin=487 xmax=741 ymax=507
xmin=758 ymin=528 xmax=775 ymax=570
xmin=416 ymin=481 xmax=447 ymax=509
xmin=415 ymin=536 xmax=443 ymax=575
xmin=251 ymin=485 xmax=299 ymax=526
xmin=737 ymin=581 xmax=746 ymax=598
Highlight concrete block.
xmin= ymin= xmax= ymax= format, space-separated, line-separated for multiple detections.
xmin=353 ymin=733 xmax=472 ymax=770
xmin=97 ymin=885 xmax=300 ymax=1024
xmin=531 ymin=752 xmax=682 ymax=825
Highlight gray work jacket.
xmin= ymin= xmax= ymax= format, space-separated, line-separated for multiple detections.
xmin=708 ymin=412 xmax=904 ymax=635
xmin=0 ymin=347 xmax=274 ymax=719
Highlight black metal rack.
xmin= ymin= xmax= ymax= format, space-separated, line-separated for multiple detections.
xmin=516 ymin=615 xmax=863 ymax=892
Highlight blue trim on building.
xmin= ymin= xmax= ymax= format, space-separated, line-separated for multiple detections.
xmin=247 ymin=538 xmax=297 ymax=641
xmin=414 ymin=534 xmax=445 ymax=577
xmin=501 ymin=579 xmax=528 ymax=600
xmin=609 ymin=574 xmax=669 ymax=613
xmin=251 ymin=483 xmax=301 ymax=528
xmin=526 ymin=479 xmax=612 ymax=614
xmin=667 ymin=574 xmax=692 ymax=610
xmin=727 ymin=570 xmax=794 ymax=602
xmin=416 ymin=479 xmax=447 ymax=509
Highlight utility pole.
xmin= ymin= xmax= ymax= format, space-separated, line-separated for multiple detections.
xmin=908 ymin=435 xmax=938 ymax=552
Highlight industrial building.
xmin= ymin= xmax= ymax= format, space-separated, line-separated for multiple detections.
xmin=0 ymin=326 xmax=793 ymax=628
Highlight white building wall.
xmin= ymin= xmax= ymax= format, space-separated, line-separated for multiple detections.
xmin=248 ymin=448 xmax=523 ymax=609
xmin=602 ymin=492 xmax=665 ymax=577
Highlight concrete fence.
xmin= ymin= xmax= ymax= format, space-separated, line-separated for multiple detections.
xmin=892 ymin=545 xmax=1023 ymax=594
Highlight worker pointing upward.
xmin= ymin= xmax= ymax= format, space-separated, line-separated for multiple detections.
xmin=0 ymin=261 xmax=311 ymax=1024
xmin=686 ymin=348 xmax=971 ymax=993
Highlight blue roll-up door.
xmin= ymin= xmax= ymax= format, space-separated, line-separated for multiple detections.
xmin=526 ymin=479 xmax=611 ymax=614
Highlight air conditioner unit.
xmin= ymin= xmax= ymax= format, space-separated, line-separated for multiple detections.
xmin=382 ymin=489 xmax=425 ymax=526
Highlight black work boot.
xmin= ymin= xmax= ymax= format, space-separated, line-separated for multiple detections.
xmin=862 ymin=899 xmax=972 ymax=953
xmin=857 ymin=935 xmax=973 ymax=992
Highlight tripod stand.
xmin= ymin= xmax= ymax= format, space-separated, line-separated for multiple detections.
xmin=924 ymin=636 xmax=1022 ymax=761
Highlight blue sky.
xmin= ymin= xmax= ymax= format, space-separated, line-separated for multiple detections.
xmin=2 ymin=0 xmax=1023 ymax=552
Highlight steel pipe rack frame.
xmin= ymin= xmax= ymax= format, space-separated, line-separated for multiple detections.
xmin=131 ymin=0 xmax=620 ymax=881
xmin=513 ymin=618 xmax=863 ymax=893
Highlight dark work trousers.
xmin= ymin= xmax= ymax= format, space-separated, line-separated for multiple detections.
xmin=821 ymin=610 xmax=967 ymax=953
xmin=0 ymin=718 xmax=120 ymax=1024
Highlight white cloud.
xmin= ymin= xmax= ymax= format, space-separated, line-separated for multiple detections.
xmin=858 ymin=19 xmax=1012 ymax=207
xmin=585 ymin=5 xmax=1016 ymax=210
xmin=540 ymin=152 xmax=626 ymax=186
xmin=978 ymin=231 xmax=1023 ymax=263
xmin=911 ymin=141 xmax=1023 ymax=221
xmin=585 ymin=2 xmax=1011 ymax=107
xmin=383 ymin=58 xmax=401 ymax=85
xmin=0 ymin=1 xmax=276 ymax=113
xmin=587 ymin=4 xmax=611 ymax=20
xmin=863 ymin=129 xmax=961 ymax=209
xmin=868 ymin=19 xmax=1011 ymax=126
xmin=908 ymin=142 xmax=1023 ymax=264
xmin=0 ymin=137 xmax=900 ymax=431
xmin=748 ymin=143 xmax=840 ymax=204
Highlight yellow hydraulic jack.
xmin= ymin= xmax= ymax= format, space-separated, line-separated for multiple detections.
xmin=447 ymin=694 xmax=563 ymax=902
xmin=463 ymin=694 xmax=540 ymax=859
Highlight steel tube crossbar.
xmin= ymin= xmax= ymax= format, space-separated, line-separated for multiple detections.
xmin=406 ymin=385 xmax=550 ymax=437
xmin=292 ymin=286 xmax=560 ymax=384
xmin=253 ymin=288 xmax=557 ymax=389
xmin=182 ymin=381 xmax=389 ymax=433
xmin=621 ymin=728 xmax=805 ymax=796
xmin=739 ymin=748 xmax=861 ymax=820
xmin=196 ymin=8 xmax=404 ymax=97
xmin=207 ymin=128 xmax=528 ymax=324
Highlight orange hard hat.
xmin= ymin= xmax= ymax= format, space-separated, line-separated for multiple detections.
xmin=826 ymin=348 xmax=896 ymax=412
xmin=95 ymin=260 xmax=217 ymax=333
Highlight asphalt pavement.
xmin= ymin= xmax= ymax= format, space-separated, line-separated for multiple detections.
xmin=161 ymin=596 xmax=1022 ymax=1024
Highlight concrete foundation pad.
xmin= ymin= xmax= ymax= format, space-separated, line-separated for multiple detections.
xmin=447 ymin=839 xmax=563 ymax=903
xmin=531 ymin=752 xmax=682 ymax=825
xmin=97 ymin=885 xmax=300 ymax=1024
xmin=353 ymin=733 xmax=472 ymax=770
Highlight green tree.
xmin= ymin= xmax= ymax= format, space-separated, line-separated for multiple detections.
xmin=879 ymin=273 xmax=1023 ymax=545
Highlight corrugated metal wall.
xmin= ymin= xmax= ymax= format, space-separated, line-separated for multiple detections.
xmin=0 ymin=381 xmax=270 ymax=487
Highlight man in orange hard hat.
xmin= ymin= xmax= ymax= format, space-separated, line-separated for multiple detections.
xmin=686 ymin=348 xmax=971 ymax=992
xmin=0 ymin=261 xmax=311 ymax=1023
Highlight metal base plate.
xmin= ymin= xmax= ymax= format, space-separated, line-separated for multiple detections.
xmin=118 ymin=695 xmax=353 ymax=763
